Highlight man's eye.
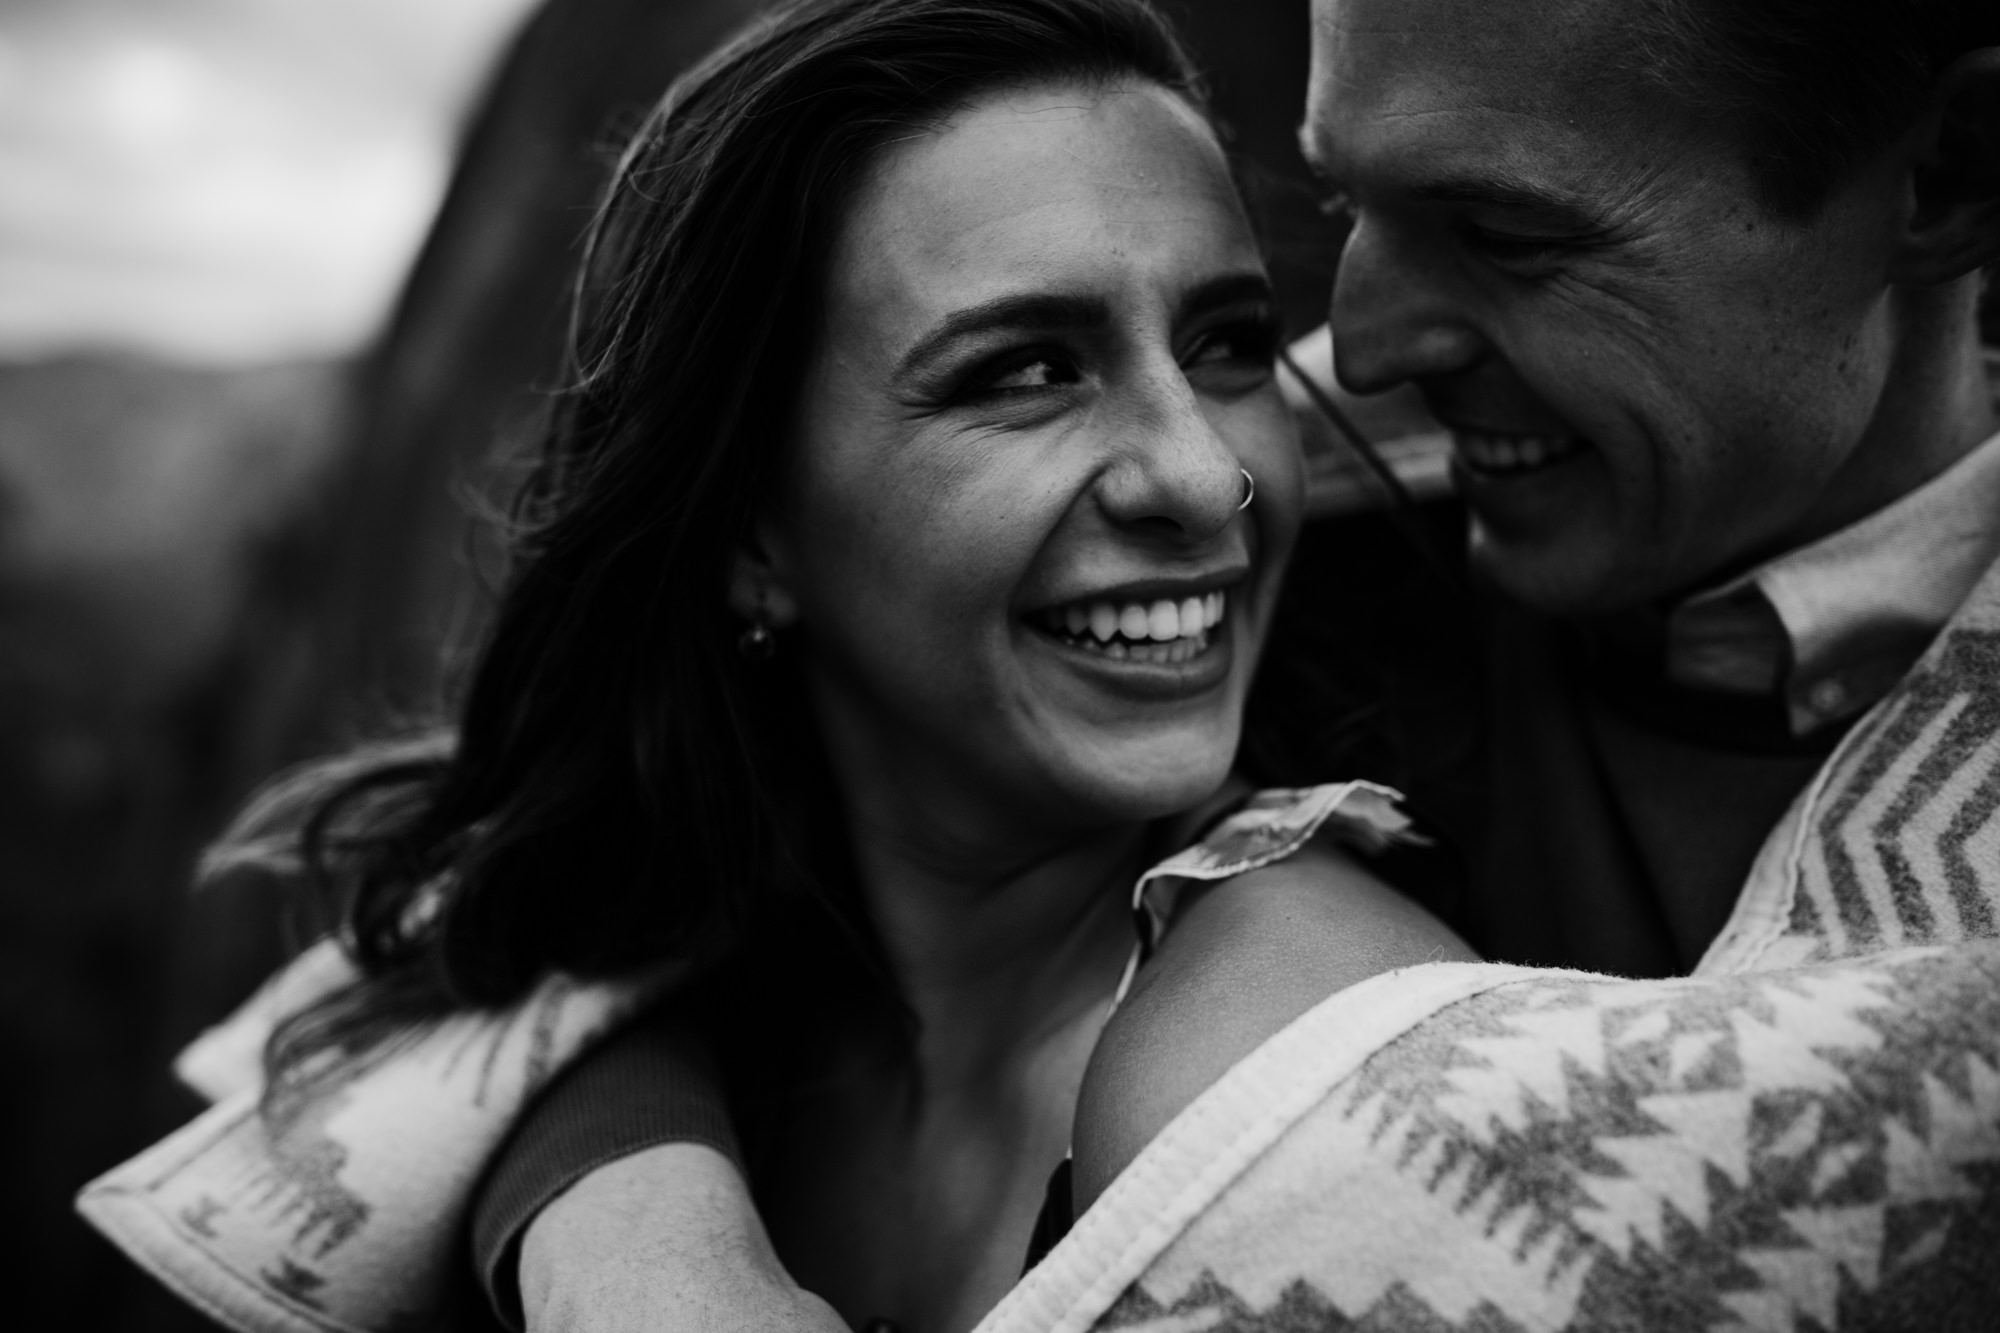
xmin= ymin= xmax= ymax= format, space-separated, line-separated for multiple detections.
xmin=1463 ymin=224 xmax=1576 ymax=269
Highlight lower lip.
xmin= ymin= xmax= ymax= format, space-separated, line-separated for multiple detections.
xmin=1450 ymin=436 xmax=1593 ymax=511
xmin=1024 ymin=622 xmax=1235 ymax=701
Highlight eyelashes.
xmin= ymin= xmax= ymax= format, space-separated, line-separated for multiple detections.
xmin=946 ymin=314 xmax=1281 ymax=407
xmin=1187 ymin=316 xmax=1281 ymax=368
xmin=1457 ymin=222 xmax=1602 ymax=272
xmin=954 ymin=349 xmax=1082 ymax=404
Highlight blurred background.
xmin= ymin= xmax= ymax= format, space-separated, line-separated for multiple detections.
xmin=0 ymin=0 xmax=1336 ymax=1325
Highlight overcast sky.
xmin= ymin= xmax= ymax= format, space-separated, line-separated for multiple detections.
xmin=0 ymin=0 xmax=539 ymax=365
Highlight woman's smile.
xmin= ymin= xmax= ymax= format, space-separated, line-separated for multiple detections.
xmin=1022 ymin=581 xmax=1238 ymax=698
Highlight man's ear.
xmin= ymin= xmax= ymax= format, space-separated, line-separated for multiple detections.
xmin=726 ymin=520 xmax=801 ymax=629
xmin=1893 ymin=47 xmax=2000 ymax=284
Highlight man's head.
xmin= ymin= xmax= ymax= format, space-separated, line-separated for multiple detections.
xmin=1304 ymin=0 xmax=2000 ymax=615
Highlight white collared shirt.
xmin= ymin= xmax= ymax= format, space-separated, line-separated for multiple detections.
xmin=1668 ymin=395 xmax=2000 ymax=736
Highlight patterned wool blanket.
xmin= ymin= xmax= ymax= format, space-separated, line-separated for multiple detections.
xmin=79 ymin=553 xmax=2000 ymax=1332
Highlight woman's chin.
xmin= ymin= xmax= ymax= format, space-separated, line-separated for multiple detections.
xmin=1007 ymin=622 xmax=1248 ymax=817
xmin=1036 ymin=724 xmax=1241 ymax=828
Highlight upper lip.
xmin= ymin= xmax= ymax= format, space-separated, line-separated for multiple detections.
xmin=1025 ymin=566 xmax=1247 ymax=615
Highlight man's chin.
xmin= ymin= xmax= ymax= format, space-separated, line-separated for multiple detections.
xmin=1466 ymin=521 xmax=1636 ymax=619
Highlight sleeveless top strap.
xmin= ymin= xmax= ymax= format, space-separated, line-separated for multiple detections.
xmin=1029 ymin=782 xmax=1423 ymax=1277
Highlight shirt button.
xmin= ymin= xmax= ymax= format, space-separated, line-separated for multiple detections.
xmin=1808 ymin=677 xmax=1848 ymax=716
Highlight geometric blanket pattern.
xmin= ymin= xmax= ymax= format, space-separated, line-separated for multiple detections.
xmin=1087 ymin=947 xmax=2000 ymax=1332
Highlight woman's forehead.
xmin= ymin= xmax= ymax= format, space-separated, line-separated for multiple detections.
xmin=824 ymin=78 xmax=1259 ymax=352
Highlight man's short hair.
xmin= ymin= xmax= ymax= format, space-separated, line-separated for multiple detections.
xmin=1635 ymin=0 xmax=1999 ymax=216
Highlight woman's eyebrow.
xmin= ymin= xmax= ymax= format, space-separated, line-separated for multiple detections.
xmin=895 ymin=292 xmax=1110 ymax=380
xmin=1176 ymin=272 xmax=1275 ymax=323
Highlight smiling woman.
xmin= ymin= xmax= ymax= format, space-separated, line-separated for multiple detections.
xmin=755 ymin=78 xmax=1302 ymax=840
xmin=80 ymin=2 xmax=1470 ymax=1331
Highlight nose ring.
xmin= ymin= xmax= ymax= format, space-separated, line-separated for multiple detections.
xmin=1236 ymin=468 xmax=1256 ymax=513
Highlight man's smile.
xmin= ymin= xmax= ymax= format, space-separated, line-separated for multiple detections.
xmin=1450 ymin=428 xmax=1589 ymax=478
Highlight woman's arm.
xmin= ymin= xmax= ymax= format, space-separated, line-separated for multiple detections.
xmin=1071 ymin=835 xmax=1476 ymax=1210
xmin=519 ymin=1144 xmax=845 ymax=1333
xmin=470 ymin=1009 xmax=846 ymax=1333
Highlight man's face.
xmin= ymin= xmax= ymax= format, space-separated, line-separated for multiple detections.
xmin=1305 ymin=0 xmax=1912 ymax=614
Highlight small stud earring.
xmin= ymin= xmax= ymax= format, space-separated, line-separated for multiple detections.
xmin=738 ymin=619 xmax=776 ymax=662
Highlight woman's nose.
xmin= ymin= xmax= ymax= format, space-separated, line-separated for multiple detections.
xmin=1329 ymin=214 xmax=1485 ymax=395
xmin=1093 ymin=368 xmax=1247 ymax=545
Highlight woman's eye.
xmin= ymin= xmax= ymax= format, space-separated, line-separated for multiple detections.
xmin=1184 ymin=319 xmax=1279 ymax=390
xmin=967 ymin=351 xmax=1078 ymax=396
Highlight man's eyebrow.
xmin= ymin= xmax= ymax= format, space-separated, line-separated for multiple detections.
xmin=895 ymin=292 xmax=1110 ymax=380
xmin=1409 ymin=174 xmax=1611 ymax=228
xmin=1291 ymin=127 xmax=1613 ymax=232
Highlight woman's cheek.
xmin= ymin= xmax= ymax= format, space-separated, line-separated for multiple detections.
xmin=1244 ymin=401 xmax=1307 ymax=559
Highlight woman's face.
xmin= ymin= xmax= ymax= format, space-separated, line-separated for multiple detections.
xmin=745 ymin=78 xmax=1303 ymax=840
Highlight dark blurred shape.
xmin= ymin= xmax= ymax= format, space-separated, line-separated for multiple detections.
xmin=0 ymin=356 xmax=346 ymax=1329
xmin=1157 ymin=0 xmax=1331 ymax=337
xmin=320 ymin=0 xmax=777 ymax=719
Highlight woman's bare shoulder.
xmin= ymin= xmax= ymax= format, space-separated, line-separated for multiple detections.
xmin=1071 ymin=838 xmax=1476 ymax=1209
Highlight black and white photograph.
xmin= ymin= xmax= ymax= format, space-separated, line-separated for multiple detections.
xmin=9 ymin=0 xmax=2000 ymax=1328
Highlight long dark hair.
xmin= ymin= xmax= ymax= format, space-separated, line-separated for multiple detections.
xmin=215 ymin=0 xmax=1209 ymax=1086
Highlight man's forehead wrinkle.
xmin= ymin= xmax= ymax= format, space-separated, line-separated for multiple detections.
xmin=1317 ymin=0 xmax=1652 ymax=103
xmin=1307 ymin=50 xmax=1691 ymax=211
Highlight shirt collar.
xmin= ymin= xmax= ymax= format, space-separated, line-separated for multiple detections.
xmin=1667 ymin=369 xmax=2000 ymax=736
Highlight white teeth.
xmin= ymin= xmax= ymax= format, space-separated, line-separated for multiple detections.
xmin=1454 ymin=431 xmax=1582 ymax=474
xmin=1090 ymin=603 xmax=1118 ymax=642
xmin=1038 ymin=588 xmax=1231 ymax=656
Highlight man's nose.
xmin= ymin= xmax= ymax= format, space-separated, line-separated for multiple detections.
xmin=1329 ymin=214 xmax=1484 ymax=395
xmin=1094 ymin=367 xmax=1247 ymax=545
